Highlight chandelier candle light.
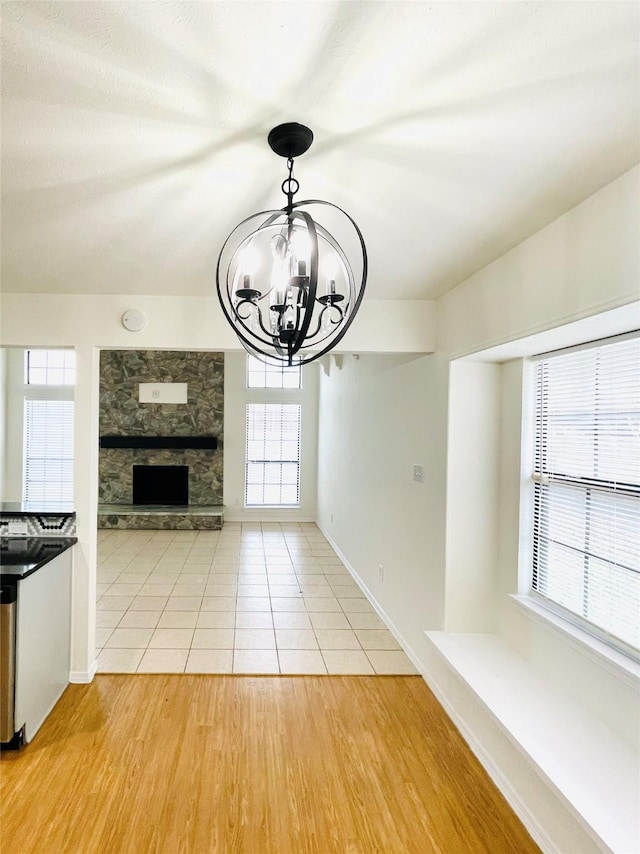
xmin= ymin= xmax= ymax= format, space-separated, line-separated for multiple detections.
xmin=216 ymin=123 xmax=367 ymax=366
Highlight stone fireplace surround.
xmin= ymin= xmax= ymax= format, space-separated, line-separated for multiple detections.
xmin=98 ymin=350 xmax=224 ymax=530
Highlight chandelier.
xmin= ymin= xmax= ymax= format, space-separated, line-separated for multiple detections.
xmin=216 ymin=123 xmax=367 ymax=366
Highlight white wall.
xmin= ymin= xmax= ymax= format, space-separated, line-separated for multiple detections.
xmin=0 ymin=350 xmax=6 ymax=499
xmin=0 ymin=296 xmax=435 ymax=356
xmin=445 ymin=360 xmax=501 ymax=632
xmin=317 ymin=166 xmax=640 ymax=849
xmin=319 ymin=163 xmax=639 ymax=692
xmin=438 ymin=167 xmax=640 ymax=748
xmin=2 ymin=349 xmax=25 ymax=502
xmin=317 ymin=351 xmax=448 ymax=654
xmin=438 ymin=166 xmax=639 ymax=358
xmin=223 ymin=352 xmax=319 ymax=522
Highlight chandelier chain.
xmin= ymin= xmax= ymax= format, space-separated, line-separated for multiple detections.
xmin=281 ymin=157 xmax=300 ymax=214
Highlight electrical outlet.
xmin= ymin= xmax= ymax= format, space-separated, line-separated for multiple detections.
xmin=378 ymin=563 xmax=384 ymax=581
xmin=8 ymin=521 xmax=28 ymax=536
xmin=413 ymin=464 xmax=424 ymax=483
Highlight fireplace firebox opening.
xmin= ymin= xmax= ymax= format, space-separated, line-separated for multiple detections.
xmin=132 ymin=465 xmax=189 ymax=506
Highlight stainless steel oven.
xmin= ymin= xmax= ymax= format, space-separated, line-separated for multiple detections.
xmin=0 ymin=580 xmax=18 ymax=746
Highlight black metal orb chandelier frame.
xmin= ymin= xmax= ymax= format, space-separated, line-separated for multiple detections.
xmin=216 ymin=123 xmax=367 ymax=367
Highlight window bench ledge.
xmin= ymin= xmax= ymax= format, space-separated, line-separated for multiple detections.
xmin=425 ymin=631 xmax=640 ymax=854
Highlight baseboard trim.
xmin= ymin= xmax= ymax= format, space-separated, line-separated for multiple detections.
xmin=316 ymin=523 xmax=424 ymax=675
xmin=422 ymin=643 xmax=558 ymax=854
xmin=223 ymin=511 xmax=317 ymax=523
xmin=70 ymin=659 xmax=98 ymax=684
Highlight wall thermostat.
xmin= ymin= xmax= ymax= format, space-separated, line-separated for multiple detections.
xmin=121 ymin=309 xmax=147 ymax=332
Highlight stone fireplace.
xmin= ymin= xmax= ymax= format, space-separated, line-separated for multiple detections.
xmin=98 ymin=350 xmax=224 ymax=529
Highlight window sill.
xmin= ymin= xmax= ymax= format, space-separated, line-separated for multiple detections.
xmin=243 ymin=506 xmax=301 ymax=511
xmin=510 ymin=594 xmax=640 ymax=686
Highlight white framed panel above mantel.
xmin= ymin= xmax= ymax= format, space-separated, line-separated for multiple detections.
xmin=139 ymin=382 xmax=188 ymax=404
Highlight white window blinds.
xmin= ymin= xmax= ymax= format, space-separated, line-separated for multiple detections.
xmin=532 ymin=336 xmax=640 ymax=653
xmin=23 ymin=400 xmax=75 ymax=506
xmin=245 ymin=404 xmax=301 ymax=506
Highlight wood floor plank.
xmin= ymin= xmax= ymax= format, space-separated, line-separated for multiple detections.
xmin=0 ymin=675 xmax=539 ymax=853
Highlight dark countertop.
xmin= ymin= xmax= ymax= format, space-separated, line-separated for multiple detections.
xmin=0 ymin=537 xmax=77 ymax=582
xmin=0 ymin=502 xmax=75 ymax=516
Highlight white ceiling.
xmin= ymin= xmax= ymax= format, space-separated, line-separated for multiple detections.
xmin=1 ymin=1 xmax=638 ymax=301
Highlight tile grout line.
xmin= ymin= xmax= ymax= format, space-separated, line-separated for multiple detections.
xmin=96 ymin=523 xmax=415 ymax=676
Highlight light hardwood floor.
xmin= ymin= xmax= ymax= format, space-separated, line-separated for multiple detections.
xmin=1 ymin=675 xmax=539 ymax=853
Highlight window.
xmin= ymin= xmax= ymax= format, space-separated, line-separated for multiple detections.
xmin=23 ymin=400 xmax=74 ymax=505
xmin=247 ymin=355 xmax=301 ymax=389
xmin=245 ymin=404 xmax=301 ymax=506
xmin=26 ymin=349 xmax=76 ymax=385
xmin=531 ymin=335 xmax=640 ymax=654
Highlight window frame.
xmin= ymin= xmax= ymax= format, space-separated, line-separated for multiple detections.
xmin=246 ymin=354 xmax=302 ymax=390
xmin=25 ymin=348 xmax=76 ymax=386
xmin=20 ymin=348 xmax=75 ymax=508
xmin=526 ymin=332 xmax=640 ymax=661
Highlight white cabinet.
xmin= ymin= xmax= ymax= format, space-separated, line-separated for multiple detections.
xmin=14 ymin=548 xmax=72 ymax=742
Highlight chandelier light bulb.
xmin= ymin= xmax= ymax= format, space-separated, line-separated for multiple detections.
xmin=216 ymin=123 xmax=367 ymax=367
xmin=321 ymin=251 xmax=342 ymax=296
xmin=289 ymin=228 xmax=311 ymax=271
xmin=240 ymin=245 xmax=260 ymax=277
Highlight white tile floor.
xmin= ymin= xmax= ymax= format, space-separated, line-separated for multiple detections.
xmin=96 ymin=522 xmax=418 ymax=675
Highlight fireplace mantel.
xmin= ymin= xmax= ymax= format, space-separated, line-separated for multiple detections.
xmin=99 ymin=436 xmax=218 ymax=450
